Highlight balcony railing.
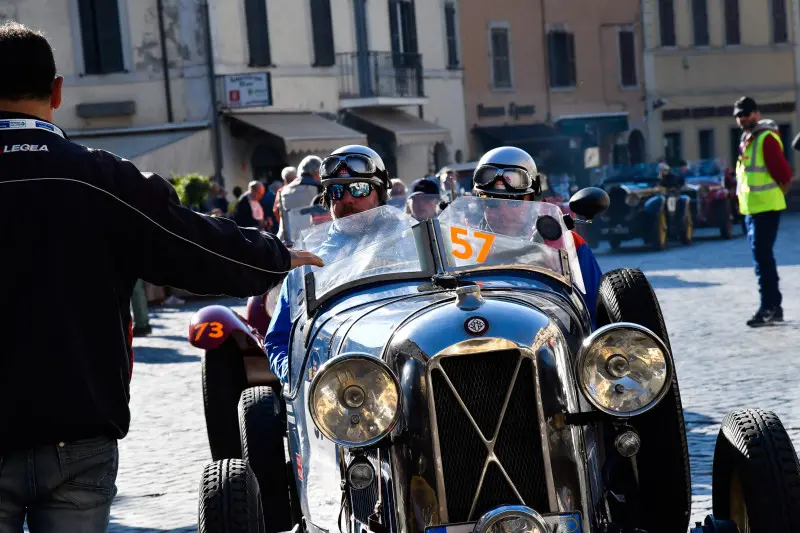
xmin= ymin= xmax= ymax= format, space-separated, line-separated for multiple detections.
xmin=337 ymin=51 xmax=424 ymax=100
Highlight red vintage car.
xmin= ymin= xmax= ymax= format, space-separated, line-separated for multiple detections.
xmin=681 ymin=159 xmax=742 ymax=239
xmin=188 ymin=204 xmax=329 ymax=460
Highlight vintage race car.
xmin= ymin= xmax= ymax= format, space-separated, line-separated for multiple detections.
xmin=682 ymin=159 xmax=737 ymax=239
xmin=196 ymin=192 xmax=800 ymax=533
xmin=188 ymin=204 xmax=330 ymax=461
xmin=590 ymin=163 xmax=692 ymax=251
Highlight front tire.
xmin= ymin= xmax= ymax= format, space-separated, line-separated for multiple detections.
xmin=198 ymin=459 xmax=265 ymax=533
xmin=595 ymin=268 xmax=691 ymax=533
xmin=203 ymin=339 xmax=248 ymax=460
xmin=712 ymin=408 xmax=800 ymax=533
xmin=239 ymin=387 xmax=293 ymax=533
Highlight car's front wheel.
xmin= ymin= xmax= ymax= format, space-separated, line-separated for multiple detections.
xmin=198 ymin=459 xmax=265 ymax=533
xmin=712 ymin=408 xmax=800 ymax=533
xmin=203 ymin=339 xmax=248 ymax=460
xmin=239 ymin=387 xmax=294 ymax=533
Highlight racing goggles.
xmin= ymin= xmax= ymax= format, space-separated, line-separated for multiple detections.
xmin=474 ymin=164 xmax=534 ymax=191
xmin=321 ymin=154 xmax=378 ymax=179
xmin=326 ymin=181 xmax=374 ymax=201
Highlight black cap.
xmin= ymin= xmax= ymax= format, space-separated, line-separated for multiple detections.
xmin=733 ymin=96 xmax=758 ymax=117
xmin=409 ymin=178 xmax=441 ymax=196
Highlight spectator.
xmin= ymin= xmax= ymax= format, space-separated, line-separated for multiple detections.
xmin=406 ymin=177 xmax=442 ymax=220
xmin=271 ymin=166 xmax=298 ymax=226
xmin=232 ymin=185 xmax=243 ymax=199
xmin=234 ymin=180 xmax=266 ymax=229
xmin=130 ymin=279 xmax=151 ymax=336
xmin=275 ymin=156 xmax=323 ymax=241
xmin=0 ymin=21 xmax=322 ymax=531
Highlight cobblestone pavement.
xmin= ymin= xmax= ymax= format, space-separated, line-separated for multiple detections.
xmin=107 ymin=215 xmax=800 ymax=532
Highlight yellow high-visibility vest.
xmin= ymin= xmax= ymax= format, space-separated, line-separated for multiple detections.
xmin=736 ymin=129 xmax=787 ymax=215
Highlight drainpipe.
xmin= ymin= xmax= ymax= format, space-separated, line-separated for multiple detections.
xmin=540 ymin=0 xmax=551 ymax=123
xmin=156 ymin=0 xmax=174 ymax=123
xmin=201 ymin=0 xmax=224 ymax=185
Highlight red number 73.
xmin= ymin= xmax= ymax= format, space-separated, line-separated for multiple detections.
xmin=450 ymin=227 xmax=495 ymax=263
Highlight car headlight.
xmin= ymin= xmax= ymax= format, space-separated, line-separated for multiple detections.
xmin=474 ymin=505 xmax=551 ymax=533
xmin=308 ymin=353 xmax=401 ymax=447
xmin=577 ymin=323 xmax=672 ymax=416
xmin=625 ymin=194 xmax=639 ymax=207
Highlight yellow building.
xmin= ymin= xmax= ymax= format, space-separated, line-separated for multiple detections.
xmin=642 ymin=0 xmax=798 ymax=169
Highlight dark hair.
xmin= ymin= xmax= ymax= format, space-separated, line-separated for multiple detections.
xmin=0 ymin=22 xmax=57 ymax=100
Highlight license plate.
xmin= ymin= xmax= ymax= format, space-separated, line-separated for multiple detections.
xmin=426 ymin=512 xmax=581 ymax=533
xmin=667 ymin=196 xmax=677 ymax=212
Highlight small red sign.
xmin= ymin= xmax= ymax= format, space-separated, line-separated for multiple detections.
xmin=296 ymin=453 xmax=303 ymax=481
xmin=229 ymin=89 xmax=240 ymax=102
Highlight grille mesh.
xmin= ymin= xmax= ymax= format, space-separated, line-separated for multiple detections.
xmin=431 ymin=351 xmax=549 ymax=522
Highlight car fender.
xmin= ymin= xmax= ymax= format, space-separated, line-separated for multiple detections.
xmin=188 ymin=305 xmax=263 ymax=351
xmin=643 ymin=194 xmax=665 ymax=215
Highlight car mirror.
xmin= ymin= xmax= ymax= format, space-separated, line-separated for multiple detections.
xmin=569 ymin=187 xmax=610 ymax=221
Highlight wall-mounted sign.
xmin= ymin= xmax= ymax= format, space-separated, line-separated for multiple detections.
xmin=584 ymin=147 xmax=600 ymax=168
xmin=220 ymin=73 xmax=273 ymax=108
xmin=508 ymin=103 xmax=536 ymax=119
xmin=477 ymin=104 xmax=506 ymax=118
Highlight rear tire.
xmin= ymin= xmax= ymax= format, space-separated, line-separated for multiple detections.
xmin=717 ymin=200 xmax=733 ymax=239
xmin=712 ymin=408 xmax=800 ymax=533
xmin=203 ymin=339 xmax=248 ymax=460
xmin=680 ymin=207 xmax=693 ymax=245
xmin=198 ymin=459 xmax=265 ymax=533
xmin=239 ymin=387 xmax=293 ymax=533
xmin=595 ymin=268 xmax=691 ymax=533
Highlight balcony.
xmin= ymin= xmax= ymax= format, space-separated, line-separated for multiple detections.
xmin=337 ymin=51 xmax=427 ymax=108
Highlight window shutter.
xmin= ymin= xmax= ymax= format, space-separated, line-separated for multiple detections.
xmin=310 ymin=0 xmax=335 ymax=66
xmin=389 ymin=1 xmax=402 ymax=66
xmin=724 ymin=0 xmax=740 ymax=45
xmin=566 ymin=32 xmax=576 ymax=86
xmin=546 ymin=32 xmax=557 ymax=87
xmin=619 ymin=30 xmax=637 ymax=86
xmin=77 ymin=0 xmax=100 ymax=74
xmin=245 ymin=0 xmax=272 ymax=67
xmin=444 ymin=3 xmax=458 ymax=68
xmin=659 ymin=0 xmax=676 ymax=46
xmin=95 ymin=0 xmax=124 ymax=73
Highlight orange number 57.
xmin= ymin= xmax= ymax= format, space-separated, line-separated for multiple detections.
xmin=194 ymin=321 xmax=224 ymax=341
xmin=450 ymin=227 xmax=495 ymax=263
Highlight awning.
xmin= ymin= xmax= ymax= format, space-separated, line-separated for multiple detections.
xmin=73 ymin=128 xmax=213 ymax=177
xmin=226 ymin=112 xmax=366 ymax=154
xmin=554 ymin=113 xmax=629 ymax=140
xmin=343 ymin=108 xmax=451 ymax=146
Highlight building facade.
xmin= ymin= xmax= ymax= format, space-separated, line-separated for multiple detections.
xmin=458 ymin=0 xmax=646 ymax=185
xmin=642 ymin=0 xmax=799 ymax=168
xmin=2 ymin=0 xmax=467 ymax=191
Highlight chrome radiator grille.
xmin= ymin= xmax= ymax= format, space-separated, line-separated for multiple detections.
xmin=430 ymin=350 xmax=549 ymax=522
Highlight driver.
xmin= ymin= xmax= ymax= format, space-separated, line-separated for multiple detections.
xmin=471 ymin=146 xmax=604 ymax=328
xmin=264 ymin=145 xmax=392 ymax=382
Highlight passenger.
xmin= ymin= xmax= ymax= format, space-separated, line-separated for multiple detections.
xmin=471 ymin=146 xmax=604 ymax=328
xmin=405 ymin=177 xmax=442 ymax=221
xmin=265 ymin=145 xmax=393 ymax=382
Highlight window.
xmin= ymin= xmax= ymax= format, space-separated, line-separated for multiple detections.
xmin=692 ymin=0 xmax=709 ymax=46
xmin=618 ymin=28 xmax=637 ymax=87
xmin=778 ymin=123 xmax=794 ymax=167
xmin=444 ymin=3 xmax=459 ymax=69
xmin=489 ymin=25 xmax=512 ymax=89
xmin=772 ymin=0 xmax=788 ymax=44
xmin=664 ymin=132 xmax=683 ymax=164
xmin=76 ymin=0 xmax=124 ymax=74
xmin=724 ymin=0 xmax=740 ymax=45
xmin=699 ymin=129 xmax=715 ymax=159
xmin=245 ymin=0 xmax=271 ymax=67
xmin=659 ymin=0 xmax=676 ymax=47
xmin=547 ymin=30 xmax=576 ymax=88
xmin=730 ymin=127 xmax=742 ymax=167
xmin=310 ymin=0 xmax=334 ymax=66
xmin=389 ymin=0 xmax=419 ymax=68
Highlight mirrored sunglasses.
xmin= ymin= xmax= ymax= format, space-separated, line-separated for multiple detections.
xmin=326 ymin=182 xmax=374 ymax=201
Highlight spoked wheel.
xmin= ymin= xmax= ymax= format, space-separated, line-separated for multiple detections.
xmin=198 ymin=459 xmax=265 ymax=533
xmin=712 ymin=408 xmax=800 ymax=533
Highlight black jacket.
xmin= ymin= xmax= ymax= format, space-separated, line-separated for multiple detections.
xmin=0 ymin=112 xmax=291 ymax=452
xmin=234 ymin=193 xmax=260 ymax=228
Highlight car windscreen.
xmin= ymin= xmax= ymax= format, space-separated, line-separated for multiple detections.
xmin=437 ymin=197 xmax=585 ymax=294
xmin=292 ymin=205 xmax=424 ymax=310
xmin=283 ymin=205 xmax=331 ymax=243
xmin=686 ymin=158 xmax=723 ymax=177
xmin=600 ymin=162 xmax=661 ymax=183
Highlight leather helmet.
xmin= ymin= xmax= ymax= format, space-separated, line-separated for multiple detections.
xmin=472 ymin=146 xmax=541 ymax=198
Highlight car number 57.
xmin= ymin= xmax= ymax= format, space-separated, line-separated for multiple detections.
xmin=450 ymin=227 xmax=495 ymax=264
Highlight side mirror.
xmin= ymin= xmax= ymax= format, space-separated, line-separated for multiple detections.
xmin=569 ymin=187 xmax=610 ymax=221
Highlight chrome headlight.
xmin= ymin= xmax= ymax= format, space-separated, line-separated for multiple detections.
xmin=577 ymin=323 xmax=672 ymax=416
xmin=308 ymin=353 xmax=401 ymax=447
xmin=624 ymin=194 xmax=640 ymax=207
xmin=474 ymin=505 xmax=551 ymax=533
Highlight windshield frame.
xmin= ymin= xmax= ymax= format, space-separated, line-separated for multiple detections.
xmin=299 ymin=200 xmax=580 ymax=317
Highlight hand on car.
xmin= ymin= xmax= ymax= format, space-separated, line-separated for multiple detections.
xmin=289 ymin=249 xmax=324 ymax=268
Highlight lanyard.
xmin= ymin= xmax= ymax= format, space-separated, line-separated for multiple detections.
xmin=0 ymin=118 xmax=66 ymax=139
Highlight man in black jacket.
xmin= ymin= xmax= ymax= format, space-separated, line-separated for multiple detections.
xmin=0 ymin=21 xmax=322 ymax=532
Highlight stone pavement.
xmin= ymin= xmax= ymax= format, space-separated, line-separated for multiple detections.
xmin=107 ymin=215 xmax=800 ymax=532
